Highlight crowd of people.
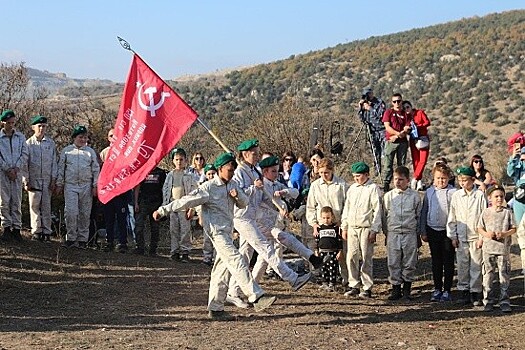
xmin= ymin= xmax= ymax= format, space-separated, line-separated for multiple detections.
xmin=2 ymin=90 xmax=525 ymax=321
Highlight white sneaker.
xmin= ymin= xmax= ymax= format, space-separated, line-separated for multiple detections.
xmin=291 ymin=272 xmax=312 ymax=291
xmin=416 ymin=180 xmax=424 ymax=191
xmin=225 ymin=295 xmax=249 ymax=309
xmin=410 ymin=178 xmax=417 ymax=190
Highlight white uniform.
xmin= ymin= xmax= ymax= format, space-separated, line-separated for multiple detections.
xmin=252 ymin=177 xmax=314 ymax=281
xmin=446 ymin=188 xmax=487 ymax=293
xmin=383 ymin=187 xmax=421 ymax=285
xmin=156 ymin=175 xmax=264 ymax=311
xmin=306 ymin=175 xmax=349 ymax=284
xmin=0 ymin=129 xmax=28 ymax=230
xmin=57 ymin=144 xmax=99 ymax=243
xmin=23 ymin=134 xmax=58 ymax=236
xmin=162 ymin=170 xmax=198 ymax=255
xmin=228 ymin=163 xmax=300 ymax=298
xmin=341 ymin=179 xmax=382 ymax=291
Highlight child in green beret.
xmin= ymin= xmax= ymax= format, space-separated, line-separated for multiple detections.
xmin=446 ymin=166 xmax=487 ymax=306
xmin=341 ymin=162 xmax=382 ymax=298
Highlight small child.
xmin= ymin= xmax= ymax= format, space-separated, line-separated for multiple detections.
xmin=162 ymin=148 xmax=198 ymax=262
xmin=341 ymin=161 xmax=382 ymax=298
xmin=420 ymin=163 xmax=456 ymax=302
xmin=201 ymin=163 xmax=217 ymax=266
xmin=383 ymin=166 xmax=422 ymax=300
xmin=447 ymin=166 xmax=487 ymax=306
xmin=317 ymin=206 xmax=343 ymax=292
xmin=477 ymin=186 xmax=516 ymax=312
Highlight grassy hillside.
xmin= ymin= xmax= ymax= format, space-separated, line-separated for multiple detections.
xmin=165 ymin=10 xmax=524 ymax=181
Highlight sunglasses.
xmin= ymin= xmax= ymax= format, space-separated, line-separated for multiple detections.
xmin=473 ymin=160 xmax=483 ymax=164
xmin=392 ymin=100 xmax=402 ymax=104
xmin=195 ymin=157 xmax=204 ymax=160
xmin=284 ymin=158 xmax=293 ymax=161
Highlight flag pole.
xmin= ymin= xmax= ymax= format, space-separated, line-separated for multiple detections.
xmin=116 ymin=37 xmax=285 ymax=213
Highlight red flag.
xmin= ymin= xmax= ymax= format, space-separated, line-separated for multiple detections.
xmin=98 ymin=54 xmax=198 ymax=204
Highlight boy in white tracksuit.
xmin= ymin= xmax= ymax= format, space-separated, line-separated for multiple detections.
xmin=253 ymin=156 xmax=322 ymax=281
xmin=383 ymin=166 xmax=421 ymax=300
xmin=0 ymin=109 xmax=28 ymax=242
xmin=341 ymin=162 xmax=382 ymax=298
xmin=23 ymin=115 xmax=58 ymax=242
xmin=447 ymin=166 xmax=487 ymax=306
xmin=161 ymin=148 xmax=198 ymax=262
xmin=56 ymin=126 xmax=100 ymax=248
xmin=227 ymin=139 xmax=311 ymax=308
xmin=153 ymin=152 xmax=276 ymax=321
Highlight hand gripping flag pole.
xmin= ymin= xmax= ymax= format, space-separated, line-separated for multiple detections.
xmin=110 ymin=37 xmax=284 ymax=212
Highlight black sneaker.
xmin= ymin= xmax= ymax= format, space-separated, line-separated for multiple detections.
xmin=180 ymin=254 xmax=190 ymax=263
xmin=42 ymin=235 xmax=52 ymax=243
xmin=208 ymin=310 xmax=235 ymax=321
xmin=11 ymin=229 xmax=23 ymax=242
xmin=170 ymin=254 xmax=181 ymax=261
xmin=344 ymin=287 xmax=360 ymax=297
xmin=133 ymin=247 xmax=145 ymax=255
xmin=458 ymin=290 xmax=471 ymax=305
xmin=62 ymin=240 xmax=76 ymax=248
xmin=308 ymin=254 xmax=323 ymax=269
xmin=103 ymin=243 xmax=115 ymax=252
xmin=32 ymin=233 xmax=43 ymax=241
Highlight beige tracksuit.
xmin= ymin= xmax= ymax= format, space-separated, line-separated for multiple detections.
xmin=162 ymin=170 xmax=198 ymax=255
xmin=57 ymin=144 xmax=99 ymax=243
xmin=341 ymin=179 xmax=382 ymax=291
xmin=156 ymin=175 xmax=264 ymax=311
xmin=306 ymin=175 xmax=349 ymax=284
xmin=229 ymin=163 xmax=300 ymax=298
xmin=0 ymin=129 xmax=28 ymax=230
xmin=23 ymin=135 xmax=58 ymax=235
xmin=446 ymin=188 xmax=487 ymax=293
xmin=253 ymin=177 xmax=314 ymax=281
xmin=383 ymin=187 xmax=421 ymax=285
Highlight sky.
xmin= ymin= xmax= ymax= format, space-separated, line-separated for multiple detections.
xmin=1 ymin=1 xmax=523 ymax=82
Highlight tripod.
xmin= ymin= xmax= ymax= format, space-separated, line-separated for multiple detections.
xmin=348 ymin=121 xmax=383 ymax=183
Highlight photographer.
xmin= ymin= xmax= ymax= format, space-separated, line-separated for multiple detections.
xmin=357 ymin=87 xmax=386 ymax=175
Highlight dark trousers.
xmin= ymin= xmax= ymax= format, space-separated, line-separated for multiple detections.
xmin=134 ymin=199 xmax=161 ymax=252
xmin=103 ymin=193 xmax=129 ymax=246
xmin=427 ymin=226 xmax=455 ymax=292
xmin=320 ymin=251 xmax=340 ymax=285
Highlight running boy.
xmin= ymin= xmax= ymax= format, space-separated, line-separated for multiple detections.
xmin=317 ymin=206 xmax=343 ymax=292
xmin=162 ymin=148 xmax=198 ymax=262
xmin=477 ymin=186 xmax=516 ymax=312
xmin=447 ymin=166 xmax=487 ymax=306
xmin=153 ymin=152 xmax=276 ymax=321
xmin=341 ymin=161 xmax=382 ymax=298
xmin=383 ymin=166 xmax=422 ymax=300
xmin=420 ymin=163 xmax=456 ymax=302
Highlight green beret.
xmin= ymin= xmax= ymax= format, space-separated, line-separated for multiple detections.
xmin=72 ymin=125 xmax=87 ymax=138
xmin=170 ymin=147 xmax=186 ymax=159
xmin=214 ymin=152 xmax=236 ymax=168
xmin=31 ymin=115 xmax=47 ymax=125
xmin=203 ymin=163 xmax=216 ymax=173
xmin=237 ymin=139 xmax=259 ymax=151
xmin=351 ymin=161 xmax=369 ymax=174
xmin=259 ymin=156 xmax=279 ymax=169
xmin=0 ymin=109 xmax=15 ymax=121
xmin=456 ymin=166 xmax=475 ymax=177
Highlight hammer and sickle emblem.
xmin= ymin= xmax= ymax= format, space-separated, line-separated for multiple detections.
xmin=136 ymin=82 xmax=170 ymax=117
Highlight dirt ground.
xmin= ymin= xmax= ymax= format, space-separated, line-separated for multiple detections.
xmin=1 ymin=230 xmax=525 ymax=350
